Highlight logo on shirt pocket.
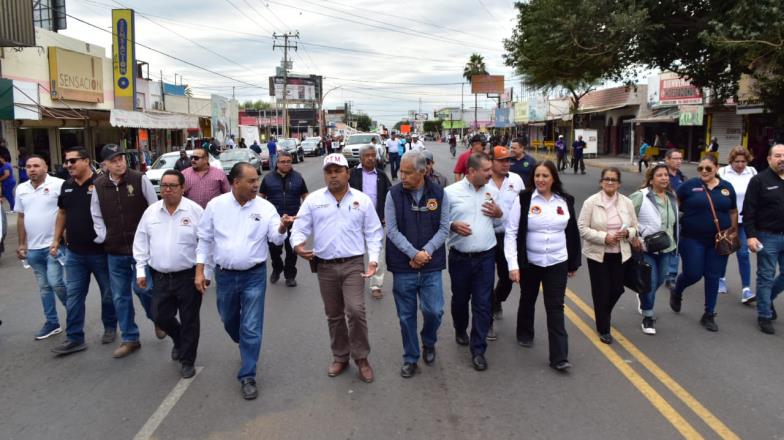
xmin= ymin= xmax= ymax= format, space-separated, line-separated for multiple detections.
xmin=180 ymin=217 xmax=192 ymax=226
xmin=721 ymin=188 xmax=730 ymax=197
xmin=250 ymin=213 xmax=261 ymax=221
xmin=426 ymin=198 xmax=438 ymax=211
xmin=530 ymin=205 xmax=542 ymax=215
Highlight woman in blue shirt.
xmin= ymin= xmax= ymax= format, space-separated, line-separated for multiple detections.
xmin=671 ymin=156 xmax=738 ymax=331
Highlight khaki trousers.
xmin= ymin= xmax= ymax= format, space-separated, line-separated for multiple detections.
xmin=317 ymin=257 xmax=370 ymax=361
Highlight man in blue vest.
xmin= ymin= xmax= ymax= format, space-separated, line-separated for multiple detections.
xmin=385 ymin=151 xmax=450 ymax=378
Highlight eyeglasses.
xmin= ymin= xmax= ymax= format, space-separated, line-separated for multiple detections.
xmin=160 ymin=183 xmax=181 ymax=190
xmin=190 ymin=156 xmax=204 ymax=161
xmin=64 ymin=158 xmax=86 ymax=165
xmin=697 ymin=166 xmax=714 ymax=172
xmin=601 ymin=177 xmax=619 ymax=183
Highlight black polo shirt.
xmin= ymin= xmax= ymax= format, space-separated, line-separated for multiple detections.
xmin=743 ymin=167 xmax=784 ymax=238
xmin=57 ymin=173 xmax=104 ymax=254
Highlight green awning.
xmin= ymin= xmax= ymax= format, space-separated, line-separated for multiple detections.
xmin=442 ymin=120 xmax=466 ymax=129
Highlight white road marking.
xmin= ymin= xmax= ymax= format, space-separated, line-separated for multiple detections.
xmin=132 ymin=366 xmax=203 ymax=440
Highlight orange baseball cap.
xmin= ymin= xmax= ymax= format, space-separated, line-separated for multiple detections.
xmin=492 ymin=146 xmax=511 ymax=160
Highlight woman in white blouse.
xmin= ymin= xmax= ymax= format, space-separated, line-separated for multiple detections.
xmin=577 ymin=168 xmax=638 ymax=344
xmin=717 ymin=145 xmax=757 ymax=303
xmin=505 ymin=161 xmax=581 ymax=372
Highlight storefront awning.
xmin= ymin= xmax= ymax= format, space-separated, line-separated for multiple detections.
xmin=110 ymin=109 xmax=199 ymax=129
xmin=442 ymin=120 xmax=466 ymax=129
xmin=627 ymin=107 xmax=679 ymax=123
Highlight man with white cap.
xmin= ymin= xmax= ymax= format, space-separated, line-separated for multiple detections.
xmin=555 ymin=135 xmax=567 ymax=171
xmin=291 ymin=153 xmax=384 ymax=383
xmin=410 ymin=134 xmax=426 ymax=152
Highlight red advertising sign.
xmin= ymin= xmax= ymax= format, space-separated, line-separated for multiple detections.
xmin=400 ymin=124 xmax=411 ymax=134
xmin=659 ymin=74 xmax=702 ymax=105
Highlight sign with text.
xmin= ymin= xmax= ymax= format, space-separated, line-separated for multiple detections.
xmin=112 ymin=9 xmax=136 ymax=110
xmin=268 ymin=76 xmax=317 ymax=101
xmin=471 ymin=75 xmax=504 ymax=95
xmin=513 ymin=101 xmax=529 ymax=123
xmin=678 ymin=105 xmax=704 ymax=126
xmin=659 ymin=72 xmax=702 ymax=105
xmin=48 ymin=47 xmax=104 ymax=103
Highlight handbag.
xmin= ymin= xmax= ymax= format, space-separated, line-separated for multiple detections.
xmin=624 ymin=251 xmax=652 ymax=294
xmin=644 ymin=231 xmax=671 ymax=253
xmin=703 ymin=185 xmax=740 ymax=256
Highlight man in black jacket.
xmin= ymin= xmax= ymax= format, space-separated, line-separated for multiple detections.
xmin=349 ymin=145 xmax=392 ymax=299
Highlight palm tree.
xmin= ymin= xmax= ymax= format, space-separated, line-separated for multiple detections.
xmin=463 ymin=53 xmax=488 ymax=132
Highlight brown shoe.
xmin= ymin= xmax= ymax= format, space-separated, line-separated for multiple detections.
xmin=371 ymin=289 xmax=383 ymax=300
xmin=112 ymin=341 xmax=141 ymax=358
xmin=327 ymin=360 xmax=349 ymax=377
xmin=155 ymin=326 xmax=167 ymax=340
xmin=355 ymin=358 xmax=374 ymax=383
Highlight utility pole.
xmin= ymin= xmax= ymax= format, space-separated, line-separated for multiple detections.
xmin=273 ymin=31 xmax=299 ymax=139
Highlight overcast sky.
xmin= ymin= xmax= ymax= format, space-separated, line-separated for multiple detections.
xmin=62 ymin=0 xmax=524 ymax=126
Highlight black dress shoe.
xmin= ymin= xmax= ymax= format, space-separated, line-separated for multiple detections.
xmin=455 ymin=334 xmax=469 ymax=346
xmin=241 ymin=378 xmax=258 ymax=400
xmin=181 ymin=363 xmax=196 ymax=379
xmin=599 ymin=333 xmax=613 ymax=344
xmin=400 ymin=362 xmax=418 ymax=378
xmin=285 ymin=278 xmax=297 ymax=287
xmin=51 ymin=340 xmax=87 ymax=356
xmin=270 ymin=271 xmax=281 ymax=284
xmin=517 ymin=338 xmax=533 ymax=348
xmin=669 ymin=290 xmax=682 ymax=313
xmin=422 ymin=346 xmax=436 ymax=365
xmin=551 ymin=360 xmax=572 ymax=372
xmin=472 ymin=354 xmax=487 ymax=371
xmin=171 ymin=346 xmax=180 ymax=361
xmin=772 ymin=305 xmax=778 ymax=321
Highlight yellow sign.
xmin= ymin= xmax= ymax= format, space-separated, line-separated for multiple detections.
xmin=48 ymin=47 xmax=104 ymax=103
xmin=112 ymin=9 xmax=136 ymax=110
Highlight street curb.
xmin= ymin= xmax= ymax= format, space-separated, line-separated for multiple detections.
xmin=529 ymin=151 xmax=641 ymax=173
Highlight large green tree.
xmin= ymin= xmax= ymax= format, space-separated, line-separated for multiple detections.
xmin=355 ymin=113 xmax=373 ymax=132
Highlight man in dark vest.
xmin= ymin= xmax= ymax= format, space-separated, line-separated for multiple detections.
xmin=259 ymin=150 xmax=309 ymax=287
xmin=349 ymin=144 xmax=392 ymax=299
xmin=91 ymin=144 xmax=159 ymax=358
xmin=385 ymin=150 xmax=450 ymax=378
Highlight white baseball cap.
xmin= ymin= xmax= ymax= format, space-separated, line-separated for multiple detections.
xmin=322 ymin=153 xmax=349 ymax=169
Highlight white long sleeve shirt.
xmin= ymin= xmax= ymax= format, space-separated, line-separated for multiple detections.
xmin=90 ymin=174 xmax=157 ymax=244
xmin=133 ymin=198 xmax=203 ymax=277
xmin=444 ymin=178 xmax=505 ymax=253
xmin=290 ymin=187 xmax=383 ymax=263
xmin=196 ymin=192 xmax=285 ymax=271
xmin=504 ymin=190 xmax=569 ymax=271
xmin=490 ymin=172 xmax=525 ymax=233
xmin=718 ymin=165 xmax=756 ymax=223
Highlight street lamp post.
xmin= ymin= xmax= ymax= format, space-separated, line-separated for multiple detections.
xmin=319 ymin=86 xmax=342 ymax=138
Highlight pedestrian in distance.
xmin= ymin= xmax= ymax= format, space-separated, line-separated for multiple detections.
xmin=630 ymin=163 xmax=679 ymax=335
xmin=250 ymin=140 xmax=262 ymax=156
xmin=664 ymin=149 xmax=686 ymax=289
xmin=449 ymin=132 xmax=457 ymax=158
xmin=445 ymin=153 xmax=505 ymax=371
xmin=134 ymin=169 xmax=204 ymax=379
xmin=15 ymin=155 xmax=67 ymax=340
xmin=174 ymin=150 xmax=190 ymax=172
xmin=571 ymin=135 xmax=586 ymax=175
xmin=555 ymin=135 xmax=567 ymax=172
xmin=195 ymin=162 xmax=290 ymax=400
xmin=670 ymin=155 xmax=738 ymax=332
xmin=578 ymin=168 xmax=639 ymax=344
xmin=453 ymin=135 xmax=486 ymax=182
xmin=349 ymin=144 xmax=392 ymax=299
xmin=638 ymin=141 xmax=652 ymax=173
xmin=267 ymin=137 xmax=278 ymax=171
xmin=387 ymin=133 xmax=401 ymax=179
xmin=50 ymin=147 xmax=118 ymax=356
xmin=183 ymin=148 xmax=230 ymax=209
xmin=422 ymin=150 xmax=448 ymax=188
xmin=385 ymin=150 xmax=450 ymax=378
xmin=743 ymin=144 xmax=784 ymax=335
xmin=259 ymin=150 xmax=309 ymax=287
xmin=505 ymin=160 xmax=581 ymax=371
xmin=487 ymin=146 xmax=525 ymax=340
xmin=91 ymin=144 xmax=160 ymax=358
xmin=0 ymin=154 xmax=16 ymax=210
xmin=717 ymin=146 xmax=757 ymax=303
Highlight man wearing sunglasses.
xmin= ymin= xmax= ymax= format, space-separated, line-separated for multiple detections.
xmin=183 ymin=149 xmax=230 ymax=209
xmin=50 ymin=147 xmax=118 ymax=355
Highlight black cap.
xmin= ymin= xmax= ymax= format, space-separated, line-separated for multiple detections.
xmin=470 ymin=134 xmax=485 ymax=145
xmin=100 ymin=144 xmax=124 ymax=161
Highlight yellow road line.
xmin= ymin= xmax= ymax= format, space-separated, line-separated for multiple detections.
xmin=564 ymin=306 xmax=703 ymax=439
xmin=565 ymin=289 xmax=741 ymax=440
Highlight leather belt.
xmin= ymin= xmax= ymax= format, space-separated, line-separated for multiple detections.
xmin=314 ymin=255 xmax=363 ymax=264
xmin=151 ymin=267 xmax=195 ymax=278
xmin=449 ymin=247 xmax=495 ymax=258
xmin=217 ymin=261 xmax=266 ymax=272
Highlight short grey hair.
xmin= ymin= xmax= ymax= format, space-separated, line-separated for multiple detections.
xmin=359 ymin=144 xmax=376 ymax=158
xmin=401 ymin=150 xmax=427 ymax=174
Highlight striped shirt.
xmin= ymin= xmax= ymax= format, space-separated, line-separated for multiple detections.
xmin=183 ymin=166 xmax=230 ymax=209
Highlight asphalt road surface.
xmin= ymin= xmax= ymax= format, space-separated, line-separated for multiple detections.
xmin=1 ymin=143 xmax=782 ymax=439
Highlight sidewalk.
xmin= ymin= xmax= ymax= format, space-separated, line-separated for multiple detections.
xmin=530 ymin=151 xmax=699 ymax=175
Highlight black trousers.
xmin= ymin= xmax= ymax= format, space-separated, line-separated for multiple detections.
xmin=517 ymin=261 xmax=569 ymax=365
xmin=269 ymin=231 xmax=298 ymax=280
xmin=587 ymin=253 xmax=627 ymax=335
xmin=572 ymin=154 xmax=585 ymax=173
xmin=557 ymin=153 xmax=568 ymax=171
xmin=492 ymin=232 xmax=513 ymax=311
xmin=151 ymin=267 xmax=202 ymax=365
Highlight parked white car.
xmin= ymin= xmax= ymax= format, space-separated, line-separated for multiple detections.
xmin=342 ymin=133 xmax=386 ymax=167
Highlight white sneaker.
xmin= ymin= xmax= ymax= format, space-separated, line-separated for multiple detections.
xmin=641 ymin=317 xmax=656 ymax=335
xmin=741 ymin=287 xmax=756 ymax=304
xmin=718 ymin=278 xmax=728 ymax=294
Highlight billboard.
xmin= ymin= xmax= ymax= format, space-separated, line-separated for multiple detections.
xmin=211 ymin=94 xmax=238 ymax=144
xmin=659 ymin=72 xmax=702 ymax=106
xmin=48 ymin=47 xmax=104 ymax=103
xmin=269 ymin=76 xmax=317 ymax=101
xmin=678 ymin=105 xmax=704 ymax=126
xmin=471 ymin=75 xmax=504 ymax=95
xmin=494 ymin=108 xmax=513 ymax=128
xmin=513 ymin=101 xmax=529 ymax=123
xmin=112 ymin=9 xmax=136 ymax=111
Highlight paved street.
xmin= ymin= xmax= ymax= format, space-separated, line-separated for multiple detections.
xmin=1 ymin=142 xmax=782 ymax=440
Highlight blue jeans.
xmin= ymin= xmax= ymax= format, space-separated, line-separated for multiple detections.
xmin=64 ymin=249 xmax=117 ymax=343
xmin=389 ymin=153 xmax=400 ymax=178
xmin=641 ymin=250 xmax=675 ymax=317
xmin=27 ymin=248 xmax=67 ymax=326
xmin=270 ymin=153 xmax=277 ymax=170
xmin=391 ymin=271 xmax=444 ymax=363
xmin=720 ymin=225 xmax=751 ymax=288
xmin=107 ymin=254 xmax=154 ymax=343
xmin=667 ymin=252 xmax=679 ymax=282
xmin=755 ymin=232 xmax=784 ymax=319
xmin=448 ymin=249 xmax=494 ymax=355
xmin=674 ymin=237 xmax=729 ymax=314
xmin=215 ymin=263 xmax=267 ymax=381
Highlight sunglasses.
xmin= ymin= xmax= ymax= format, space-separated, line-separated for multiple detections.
xmin=697 ymin=166 xmax=714 ymax=172
xmin=190 ymin=156 xmax=204 ymax=161
xmin=64 ymin=158 xmax=86 ymax=165
xmin=601 ymin=177 xmax=619 ymax=183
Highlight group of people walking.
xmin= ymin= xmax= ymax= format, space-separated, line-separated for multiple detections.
xmin=8 ymin=133 xmax=784 ymax=401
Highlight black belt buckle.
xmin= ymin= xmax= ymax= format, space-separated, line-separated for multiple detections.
xmin=217 ymin=261 xmax=265 ymax=272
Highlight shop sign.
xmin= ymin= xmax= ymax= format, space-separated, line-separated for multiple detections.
xmin=494 ymin=108 xmax=513 ymax=127
xmin=678 ymin=105 xmax=704 ymax=126
xmin=659 ymin=72 xmax=702 ymax=105
xmin=513 ymin=101 xmax=529 ymax=123
xmin=48 ymin=47 xmax=104 ymax=103
xmin=112 ymin=9 xmax=136 ymax=111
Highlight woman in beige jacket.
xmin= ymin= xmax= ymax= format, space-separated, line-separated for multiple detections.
xmin=577 ymin=167 xmax=639 ymax=344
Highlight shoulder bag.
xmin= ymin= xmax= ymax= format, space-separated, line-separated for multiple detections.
xmin=704 ymin=185 xmax=740 ymax=256
xmin=624 ymin=250 xmax=652 ymax=294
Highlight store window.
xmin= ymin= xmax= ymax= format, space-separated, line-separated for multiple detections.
xmin=16 ymin=128 xmax=51 ymax=165
xmin=59 ymin=128 xmax=85 ymax=151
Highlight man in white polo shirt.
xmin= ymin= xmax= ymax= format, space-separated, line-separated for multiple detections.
xmin=15 ymin=155 xmax=66 ymax=340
